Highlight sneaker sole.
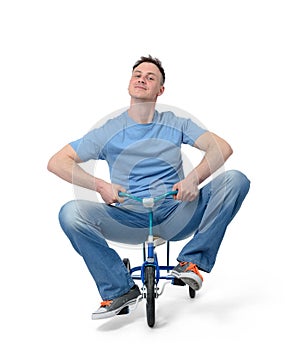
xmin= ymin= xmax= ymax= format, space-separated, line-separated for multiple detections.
xmin=91 ymin=296 xmax=142 ymax=320
xmin=170 ymin=271 xmax=202 ymax=291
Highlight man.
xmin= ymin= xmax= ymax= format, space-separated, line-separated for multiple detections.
xmin=47 ymin=55 xmax=250 ymax=320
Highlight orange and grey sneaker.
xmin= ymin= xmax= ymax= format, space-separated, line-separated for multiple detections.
xmin=171 ymin=261 xmax=204 ymax=291
xmin=92 ymin=285 xmax=141 ymax=320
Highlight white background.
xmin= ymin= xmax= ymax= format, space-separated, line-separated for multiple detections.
xmin=1 ymin=0 xmax=298 ymax=348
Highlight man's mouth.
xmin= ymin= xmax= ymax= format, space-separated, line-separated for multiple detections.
xmin=135 ymin=85 xmax=146 ymax=90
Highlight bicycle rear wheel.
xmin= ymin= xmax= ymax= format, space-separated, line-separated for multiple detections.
xmin=145 ymin=265 xmax=155 ymax=327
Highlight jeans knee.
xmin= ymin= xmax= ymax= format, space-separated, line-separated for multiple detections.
xmin=225 ymin=170 xmax=250 ymax=196
xmin=59 ymin=200 xmax=79 ymax=233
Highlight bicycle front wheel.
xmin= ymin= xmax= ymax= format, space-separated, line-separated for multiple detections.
xmin=145 ymin=265 xmax=155 ymax=327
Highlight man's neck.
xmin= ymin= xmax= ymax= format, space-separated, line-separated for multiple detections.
xmin=128 ymin=100 xmax=156 ymax=124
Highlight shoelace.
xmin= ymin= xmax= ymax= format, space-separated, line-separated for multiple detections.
xmin=100 ymin=300 xmax=112 ymax=307
xmin=180 ymin=262 xmax=204 ymax=281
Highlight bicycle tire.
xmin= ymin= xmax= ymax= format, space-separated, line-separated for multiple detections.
xmin=145 ymin=265 xmax=155 ymax=327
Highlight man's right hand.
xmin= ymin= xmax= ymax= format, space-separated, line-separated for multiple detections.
xmin=96 ymin=180 xmax=126 ymax=204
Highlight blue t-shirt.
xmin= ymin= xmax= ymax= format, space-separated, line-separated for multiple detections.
xmin=70 ymin=110 xmax=206 ymax=198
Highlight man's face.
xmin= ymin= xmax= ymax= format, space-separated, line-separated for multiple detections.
xmin=128 ymin=62 xmax=164 ymax=101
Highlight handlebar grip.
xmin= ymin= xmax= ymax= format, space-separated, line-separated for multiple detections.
xmin=168 ymin=190 xmax=178 ymax=195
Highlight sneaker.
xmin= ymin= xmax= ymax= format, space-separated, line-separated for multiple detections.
xmin=171 ymin=262 xmax=204 ymax=291
xmin=92 ymin=285 xmax=142 ymax=320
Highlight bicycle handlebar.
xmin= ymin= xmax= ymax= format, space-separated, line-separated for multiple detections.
xmin=118 ymin=190 xmax=178 ymax=208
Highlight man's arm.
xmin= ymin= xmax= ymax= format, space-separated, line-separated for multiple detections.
xmin=173 ymin=131 xmax=233 ymax=201
xmin=47 ymin=144 xmax=125 ymax=204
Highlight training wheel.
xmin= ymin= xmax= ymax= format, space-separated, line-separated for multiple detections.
xmin=123 ymin=258 xmax=131 ymax=272
xmin=189 ymin=286 xmax=196 ymax=299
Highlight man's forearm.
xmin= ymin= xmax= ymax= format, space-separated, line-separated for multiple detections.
xmin=188 ymin=143 xmax=233 ymax=186
xmin=48 ymin=154 xmax=102 ymax=192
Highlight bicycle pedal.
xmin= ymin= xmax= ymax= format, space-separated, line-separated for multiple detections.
xmin=173 ymin=277 xmax=186 ymax=286
xmin=117 ymin=306 xmax=130 ymax=315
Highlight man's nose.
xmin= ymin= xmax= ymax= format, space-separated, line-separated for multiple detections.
xmin=138 ymin=76 xmax=145 ymax=83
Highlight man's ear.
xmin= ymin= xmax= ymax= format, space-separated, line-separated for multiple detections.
xmin=157 ymin=85 xmax=165 ymax=97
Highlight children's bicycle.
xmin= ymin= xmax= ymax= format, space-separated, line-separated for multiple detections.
xmin=118 ymin=190 xmax=196 ymax=327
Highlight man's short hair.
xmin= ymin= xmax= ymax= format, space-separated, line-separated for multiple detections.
xmin=133 ymin=55 xmax=165 ymax=85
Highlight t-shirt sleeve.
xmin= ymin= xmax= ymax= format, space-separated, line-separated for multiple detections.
xmin=69 ymin=128 xmax=106 ymax=161
xmin=181 ymin=118 xmax=207 ymax=146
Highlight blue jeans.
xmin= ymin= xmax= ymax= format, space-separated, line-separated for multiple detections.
xmin=59 ymin=170 xmax=250 ymax=300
